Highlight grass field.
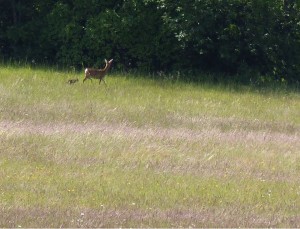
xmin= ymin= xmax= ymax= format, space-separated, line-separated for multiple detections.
xmin=0 ymin=65 xmax=300 ymax=227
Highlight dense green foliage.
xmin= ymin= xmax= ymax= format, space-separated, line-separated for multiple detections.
xmin=0 ymin=0 xmax=300 ymax=82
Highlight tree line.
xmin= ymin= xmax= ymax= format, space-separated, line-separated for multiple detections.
xmin=0 ymin=0 xmax=299 ymax=83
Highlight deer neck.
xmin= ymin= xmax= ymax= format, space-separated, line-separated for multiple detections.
xmin=103 ymin=63 xmax=111 ymax=73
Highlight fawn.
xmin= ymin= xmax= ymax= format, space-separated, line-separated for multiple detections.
xmin=67 ymin=78 xmax=79 ymax=84
xmin=83 ymin=59 xmax=113 ymax=85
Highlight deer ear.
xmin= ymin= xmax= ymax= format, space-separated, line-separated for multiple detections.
xmin=105 ymin=59 xmax=107 ymax=64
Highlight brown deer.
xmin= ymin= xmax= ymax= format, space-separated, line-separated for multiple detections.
xmin=83 ymin=59 xmax=113 ymax=85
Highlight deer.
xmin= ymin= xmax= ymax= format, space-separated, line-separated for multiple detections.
xmin=83 ymin=59 xmax=113 ymax=85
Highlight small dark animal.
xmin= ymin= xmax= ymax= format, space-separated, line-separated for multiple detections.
xmin=67 ymin=78 xmax=79 ymax=84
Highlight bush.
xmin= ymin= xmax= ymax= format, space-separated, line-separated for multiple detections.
xmin=160 ymin=0 xmax=300 ymax=82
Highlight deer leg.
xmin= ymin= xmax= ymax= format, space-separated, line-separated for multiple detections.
xmin=83 ymin=73 xmax=89 ymax=83
xmin=83 ymin=70 xmax=92 ymax=83
xmin=83 ymin=77 xmax=91 ymax=83
xmin=103 ymin=79 xmax=107 ymax=86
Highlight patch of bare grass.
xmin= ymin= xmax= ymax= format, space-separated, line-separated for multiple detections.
xmin=1 ymin=120 xmax=299 ymax=146
xmin=1 ymin=206 xmax=300 ymax=228
xmin=1 ymin=119 xmax=299 ymax=183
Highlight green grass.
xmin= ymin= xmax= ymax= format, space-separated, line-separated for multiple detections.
xmin=0 ymin=65 xmax=300 ymax=227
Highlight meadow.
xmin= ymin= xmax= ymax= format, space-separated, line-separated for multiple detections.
xmin=0 ymin=65 xmax=299 ymax=227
